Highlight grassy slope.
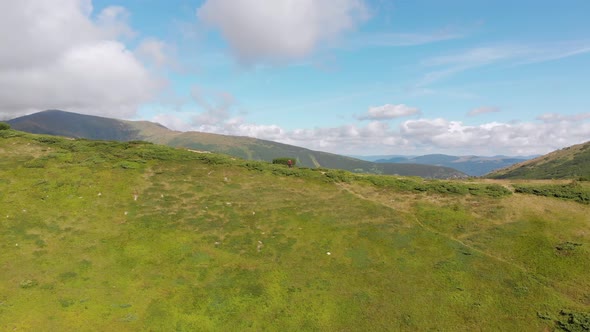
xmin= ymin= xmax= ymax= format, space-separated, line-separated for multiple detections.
xmin=488 ymin=141 xmax=590 ymax=179
xmin=1 ymin=130 xmax=589 ymax=331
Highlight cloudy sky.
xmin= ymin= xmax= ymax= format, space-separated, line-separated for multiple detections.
xmin=1 ymin=0 xmax=589 ymax=156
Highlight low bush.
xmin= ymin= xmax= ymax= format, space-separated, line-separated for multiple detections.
xmin=323 ymin=169 xmax=355 ymax=183
xmin=272 ymin=157 xmax=296 ymax=167
xmin=555 ymin=310 xmax=590 ymax=331
xmin=514 ymin=183 xmax=590 ymax=204
xmin=0 ymin=122 xmax=10 ymax=130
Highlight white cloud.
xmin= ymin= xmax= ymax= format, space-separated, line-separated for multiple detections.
xmin=0 ymin=0 xmax=161 ymax=119
xmin=358 ymin=104 xmax=420 ymax=120
xmin=194 ymin=108 xmax=590 ymax=155
xmin=468 ymin=106 xmax=500 ymax=116
xmin=197 ymin=0 xmax=369 ymax=64
xmin=150 ymin=107 xmax=590 ymax=156
xmin=136 ymin=38 xmax=174 ymax=68
xmin=398 ymin=116 xmax=590 ymax=155
xmin=96 ymin=5 xmax=136 ymax=39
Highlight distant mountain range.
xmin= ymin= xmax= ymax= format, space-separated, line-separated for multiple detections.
xmin=7 ymin=110 xmax=467 ymax=179
xmin=487 ymin=140 xmax=590 ymax=179
xmin=366 ymin=154 xmax=535 ymax=177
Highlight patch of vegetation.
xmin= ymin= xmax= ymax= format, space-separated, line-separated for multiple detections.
xmin=556 ymin=310 xmax=590 ymax=331
xmin=0 ymin=122 xmax=10 ymax=130
xmin=272 ymin=157 xmax=297 ymax=167
xmin=514 ymin=181 xmax=590 ymax=204
xmin=19 ymin=279 xmax=38 ymax=289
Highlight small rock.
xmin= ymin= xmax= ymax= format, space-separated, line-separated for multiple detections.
xmin=326 ymin=252 xmax=331 ymax=256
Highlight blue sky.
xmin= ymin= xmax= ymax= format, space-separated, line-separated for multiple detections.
xmin=1 ymin=1 xmax=589 ymax=156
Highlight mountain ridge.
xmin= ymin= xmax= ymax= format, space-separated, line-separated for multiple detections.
xmin=487 ymin=140 xmax=590 ymax=179
xmin=372 ymin=153 xmax=532 ymax=176
xmin=7 ymin=110 xmax=467 ymax=179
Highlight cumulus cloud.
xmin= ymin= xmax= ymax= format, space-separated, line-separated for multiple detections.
xmin=153 ymin=106 xmax=590 ymax=156
xmin=96 ymin=5 xmax=136 ymax=39
xmin=197 ymin=0 xmax=368 ymax=64
xmin=468 ymin=106 xmax=500 ymax=116
xmin=0 ymin=0 xmax=161 ymax=119
xmin=399 ymin=116 xmax=590 ymax=155
xmin=358 ymin=104 xmax=420 ymax=120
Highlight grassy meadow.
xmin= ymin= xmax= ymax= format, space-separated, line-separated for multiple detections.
xmin=1 ymin=129 xmax=590 ymax=331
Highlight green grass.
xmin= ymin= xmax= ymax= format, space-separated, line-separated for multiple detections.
xmin=1 ymin=130 xmax=589 ymax=331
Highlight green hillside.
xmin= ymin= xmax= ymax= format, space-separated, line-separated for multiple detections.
xmin=8 ymin=110 xmax=466 ymax=179
xmin=6 ymin=109 xmax=144 ymax=141
xmin=488 ymin=141 xmax=590 ymax=179
xmin=1 ymin=128 xmax=590 ymax=331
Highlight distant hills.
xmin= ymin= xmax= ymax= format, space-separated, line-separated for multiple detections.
xmin=369 ymin=154 xmax=533 ymax=177
xmin=7 ymin=110 xmax=466 ymax=179
xmin=487 ymin=140 xmax=590 ymax=179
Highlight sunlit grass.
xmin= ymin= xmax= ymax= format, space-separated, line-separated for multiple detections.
xmin=1 ymin=130 xmax=589 ymax=330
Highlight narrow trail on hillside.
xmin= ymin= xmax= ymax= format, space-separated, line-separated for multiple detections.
xmin=336 ymin=183 xmax=550 ymax=286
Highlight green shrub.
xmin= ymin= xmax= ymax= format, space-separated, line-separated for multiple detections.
xmin=0 ymin=122 xmax=10 ymax=130
xmin=272 ymin=157 xmax=297 ymax=167
xmin=323 ymin=169 xmax=355 ymax=183
xmin=556 ymin=310 xmax=590 ymax=331
xmin=514 ymin=183 xmax=590 ymax=204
